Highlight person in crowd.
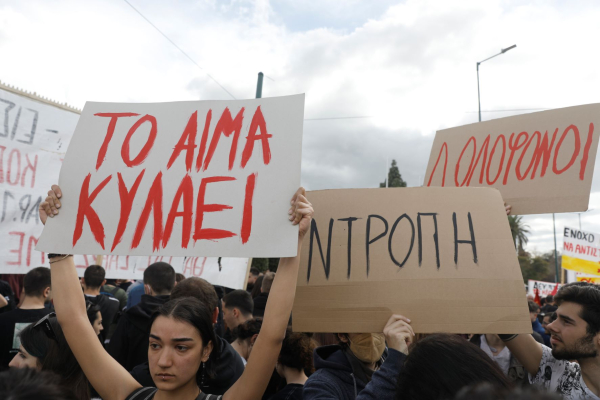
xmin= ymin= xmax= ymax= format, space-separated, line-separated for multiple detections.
xmin=176 ymin=273 xmax=186 ymax=284
xmin=81 ymin=265 xmax=120 ymax=342
xmin=222 ymin=290 xmax=254 ymax=334
xmin=39 ymin=184 xmax=313 ymax=400
xmin=541 ymin=312 xmax=556 ymax=336
xmin=8 ymin=313 xmax=91 ymax=400
xmin=231 ymin=318 xmax=262 ymax=363
xmin=501 ymin=282 xmax=600 ymax=398
xmin=541 ymin=295 xmax=558 ymax=314
xmin=130 ymin=276 xmax=245 ymax=395
xmin=108 ymin=262 xmax=175 ymax=371
xmin=0 ymin=278 xmax=16 ymax=314
xmin=454 ymin=383 xmax=562 ymax=400
xmin=394 ymin=334 xmax=512 ymax=399
xmin=126 ymin=280 xmax=145 ymax=309
xmin=253 ymin=272 xmax=275 ymax=318
xmin=529 ymin=301 xmax=550 ymax=346
xmin=246 ymin=268 xmax=260 ymax=292
xmin=0 ymin=368 xmax=78 ymax=400
xmin=250 ymin=275 xmax=264 ymax=299
xmin=304 ymin=315 xmax=414 ymax=400
xmin=469 ymin=334 xmax=528 ymax=386
xmin=102 ymin=279 xmax=128 ymax=311
xmin=0 ymin=267 xmax=53 ymax=369
xmin=86 ymin=301 xmax=104 ymax=338
xmin=270 ymin=330 xmax=315 ymax=400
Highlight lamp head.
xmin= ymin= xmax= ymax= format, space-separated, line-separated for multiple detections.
xmin=501 ymin=44 xmax=517 ymax=53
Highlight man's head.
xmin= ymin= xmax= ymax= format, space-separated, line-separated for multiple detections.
xmin=528 ymin=300 xmax=540 ymax=323
xmin=170 ymin=277 xmax=219 ymax=324
xmin=82 ymin=265 xmax=105 ymax=291
xmin=143 ymin=262 xmax=176 ymax=296
xmin=222 ymin=290 xmax=254 ymax=331
xmin=546 ymin=282 xmax=600 ymax=361
xmin=545 ymin=295 xmax=554 ymax=305
xmin=542 ymin=312 xmax=556 ymax=335
xmin=23 ymin=267 xmax=51 ymax=301
xmin=247 ymin=268 xmax=260 ymax=286
xmin=261 ymin=272 xmax=275 ymax=294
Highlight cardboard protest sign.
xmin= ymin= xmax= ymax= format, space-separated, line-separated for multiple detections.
xmin=527 ymin=280 xmax=561 ymax=298
xmin=424 ymin=104 xmax=600 ymax=215
xmin=0 ymin=84 xmax=80 ymax=273
xmin=562 ymin=226 xmax=600 ymax=275
xmin=37 ymin=95 xmax=304 ymax=257
xmin=292 ymin=187 xmax=531 ymax=334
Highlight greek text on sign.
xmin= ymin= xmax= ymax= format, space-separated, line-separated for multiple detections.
xmin=562 ymin=226 xmax=600 ymax=275
xmin=292 ymin=187 xmax=531 ymax=334
xmin=37 ymin=95 xmax=304 ymax=257
xmin=424 ymin=104 xmax=600 ymax=215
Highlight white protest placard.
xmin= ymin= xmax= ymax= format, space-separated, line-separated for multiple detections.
xmin=562 ymin=226 xmax=600 ymax=275
xmin=527 ymin=279 xmax=561 ymax=298
xmin=0 ymin=84 xmax=80 ymax=273
xmin=37 ymin=95 xmax=304 ymax=257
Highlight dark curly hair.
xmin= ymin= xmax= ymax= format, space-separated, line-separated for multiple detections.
xmin=232 ymin=318 xmax=263 ymax=341
xmin=278 ymin=329 xmax=315 ymax=374
xmin=555 ymin=282 xmax=600 ymax=335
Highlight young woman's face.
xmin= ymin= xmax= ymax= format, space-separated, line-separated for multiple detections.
xmin=93 ymin=311 xmax=103 ymax=336
xmin=9 ymin=346 xmax=41 ymax=370
xmin=148 ymin=316 xmax=212 ymax=391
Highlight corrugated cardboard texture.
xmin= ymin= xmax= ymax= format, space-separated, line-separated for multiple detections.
xmin=292 ymin=187 xmax=531 ymax=334
xmin=424 ymin=104 xmax=600 ymax=215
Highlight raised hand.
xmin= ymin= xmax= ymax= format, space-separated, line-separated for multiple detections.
xmin=288 ymin=187 xmax=313 ymax=238
xmin=39 ymin=185 xmax=63 ymax=225
xmin=383 ymin=314 xmax=415 ymax=355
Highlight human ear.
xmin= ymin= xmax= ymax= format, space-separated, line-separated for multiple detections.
xmin=43 ymin=287 xmax=51 ymax=299
xmin=202 ymin=341 xmax=214 ymax=362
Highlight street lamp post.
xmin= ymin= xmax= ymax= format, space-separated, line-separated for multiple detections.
xmin=477 ymin=44 xmax=517 ymax=122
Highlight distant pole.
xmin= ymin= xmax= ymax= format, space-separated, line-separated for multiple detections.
xmin=256 ymin=72 xmax=264 ymax=99
xmin=553 ymin=213 xmax=559 ymax=283
xmin=476 ymin=44 xmax=516 ymax=123
xmin=386 ymin=157 xmax=388 ymax=188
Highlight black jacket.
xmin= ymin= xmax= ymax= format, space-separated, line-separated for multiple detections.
xmin=85 ymin=294 xmax=120 ymax=343
xmin=130 ymin=336 xmax=244 ymax=395
xmin=108 ymin=294 xmax=170 ymax=371
xmin=253 ymin=293 xmax=268 ymax=317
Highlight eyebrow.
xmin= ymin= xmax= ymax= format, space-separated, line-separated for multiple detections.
xmin=558 ymin=314 xmax=576 ymax=324
xmin=149 ymin=334 xmax=193 ymax=343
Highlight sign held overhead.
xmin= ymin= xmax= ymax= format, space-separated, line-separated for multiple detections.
xmin=37 ymin=95 xmax=304 ymax=257
xmin=424 ymin=104 xmax=600 ymax=215
xmin=292 ymin=187 xmax=531 ymax=334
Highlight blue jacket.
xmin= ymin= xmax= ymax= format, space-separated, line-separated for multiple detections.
xmin=303 ymin=345 xmax=405 ymax=400
xmin=532 ymin=320 xmax=550 ymax=347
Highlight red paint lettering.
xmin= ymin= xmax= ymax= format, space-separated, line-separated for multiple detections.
xmin=454 ymin=137 xmax=476 ymax=187
xmin=94 ymin=113 xmax=139 ymax=170
xmin=503 ymin=131 xmax=528 ymax=185
xmin=193 ymin=176 xmax=237 ymax=241
xmin=466 ymin=135 xmax=491 ymax=185
xmin=121 ymin=115 xmax=158 ymax=167
xmin=579 ymin=123 xmax=594 ymax=180
xmin=73 ymin=173 xmax=113 ymax=249
xmin=163 ymin=175 xmax=194 ymax=249
xmin=111 ymin=170 xmax=146 ymax=251
xmin=486 ymin=134 xmax=506 ymax=185
xmin=241 ymin=106 xmax=272 ymax=168
xmin=553 ymin=124 xmax=580 ymax=175
xmin=0 ymin=145 xmax=5 ymax=183
xmin=241 ymin=173 xmax=257 ymax=244
xmin=132 ymin=172 xmax=164 ymax=251
xmin=195 ymin=110 xmax=213 ymax=172
xmin=7 ymin=231 xmax=25 ymax=266
xmin=7 ymin=148 xmax=21 ymax=186
xmin=528 ymin=129 xmax=558 ymax=179
xmin=26 ymin=236 xmax=41 ymax=267
xmin=21 ymin=154 xmax=37 ymax=188
xmin=427 ymin=142 xmax=448 ymax=187
xmin=202 ymin=108 xmax=245 ymax=171
xmin=167 ymin=111 xmax=198 ymax=172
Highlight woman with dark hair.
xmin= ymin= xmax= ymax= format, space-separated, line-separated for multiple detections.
xmin=86 ymin=301 xmax=103 ymax=337
xmin=251 ymin=275 xmax=264 ymax=299
xmin=231 ymin=318 xmax=263 ymax=363
xmin=40 ymin=185 xmax=313 ymax=400
xmin=270 ymin=330 xmax=315 ymax=400
xmin=8 ymin=313 xmax=91 ymax=400
xmin=395 ymin=334 xmax=512 ymax=400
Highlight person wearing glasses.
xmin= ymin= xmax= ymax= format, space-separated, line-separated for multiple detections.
xmin=40 ymin=185 xmax=313 ymax=400
xmin=8 ymin=312 xmax=91 ymax=400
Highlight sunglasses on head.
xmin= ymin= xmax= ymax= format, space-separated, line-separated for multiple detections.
xmin=32 ymin=312 xmax=57 ymax=341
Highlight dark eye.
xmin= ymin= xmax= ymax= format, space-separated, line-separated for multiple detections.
xmin=149 ymin=343 xmax=161 ymax=350
xmin=176 ymin=345 xmax=188 ymax=352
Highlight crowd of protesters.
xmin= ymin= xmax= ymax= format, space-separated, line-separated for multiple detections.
xmin=0 ymin=184 xmax=598 ymax=400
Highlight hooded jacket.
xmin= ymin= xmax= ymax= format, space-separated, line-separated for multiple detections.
xmin=85 ymin=293 xmax=120 ymax=342
xmin=303 ymin=344 xmax=405 ymax=400
xmin=129 ymin=336 xmax=245 ymax=395
xmin=107 ymin=294 xmax=170 ymax=371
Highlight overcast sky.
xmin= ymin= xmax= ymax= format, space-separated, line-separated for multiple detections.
xmin=1 ymin=0 xmax=599 ymax=254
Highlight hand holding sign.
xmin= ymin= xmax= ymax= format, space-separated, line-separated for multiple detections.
xmin=383 ymin=314 xmax=414 ymax=355
xmin=39 ymin=185 xmax=63 ymax=224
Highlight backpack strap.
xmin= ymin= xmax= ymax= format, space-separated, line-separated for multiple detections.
xmin=125 ymin=387 xmax=158 ymax=400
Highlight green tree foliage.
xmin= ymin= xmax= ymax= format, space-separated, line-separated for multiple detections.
xmin=251 ymin=258 xmax=269 ymax=272
xmin=518 ymin=251 xmax=560 ymax=283
xmin=380 ymin=160 xmax=407 ymax=188
xmin=508 ymin=215 xmax=530 ymax=253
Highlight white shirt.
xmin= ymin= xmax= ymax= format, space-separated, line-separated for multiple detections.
xmin=530 ymin=345 xmax=600 ymax=399
xmin=480 ymin=335 xmax=511 ymax=375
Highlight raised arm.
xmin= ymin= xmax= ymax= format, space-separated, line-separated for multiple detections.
xmin=224 ymin=187 xmax=313 ymax=400
xmin=501 ymin=334 xmax=544 ymax=376
xmin=40 ymin=186 xmax=141 ymax=400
